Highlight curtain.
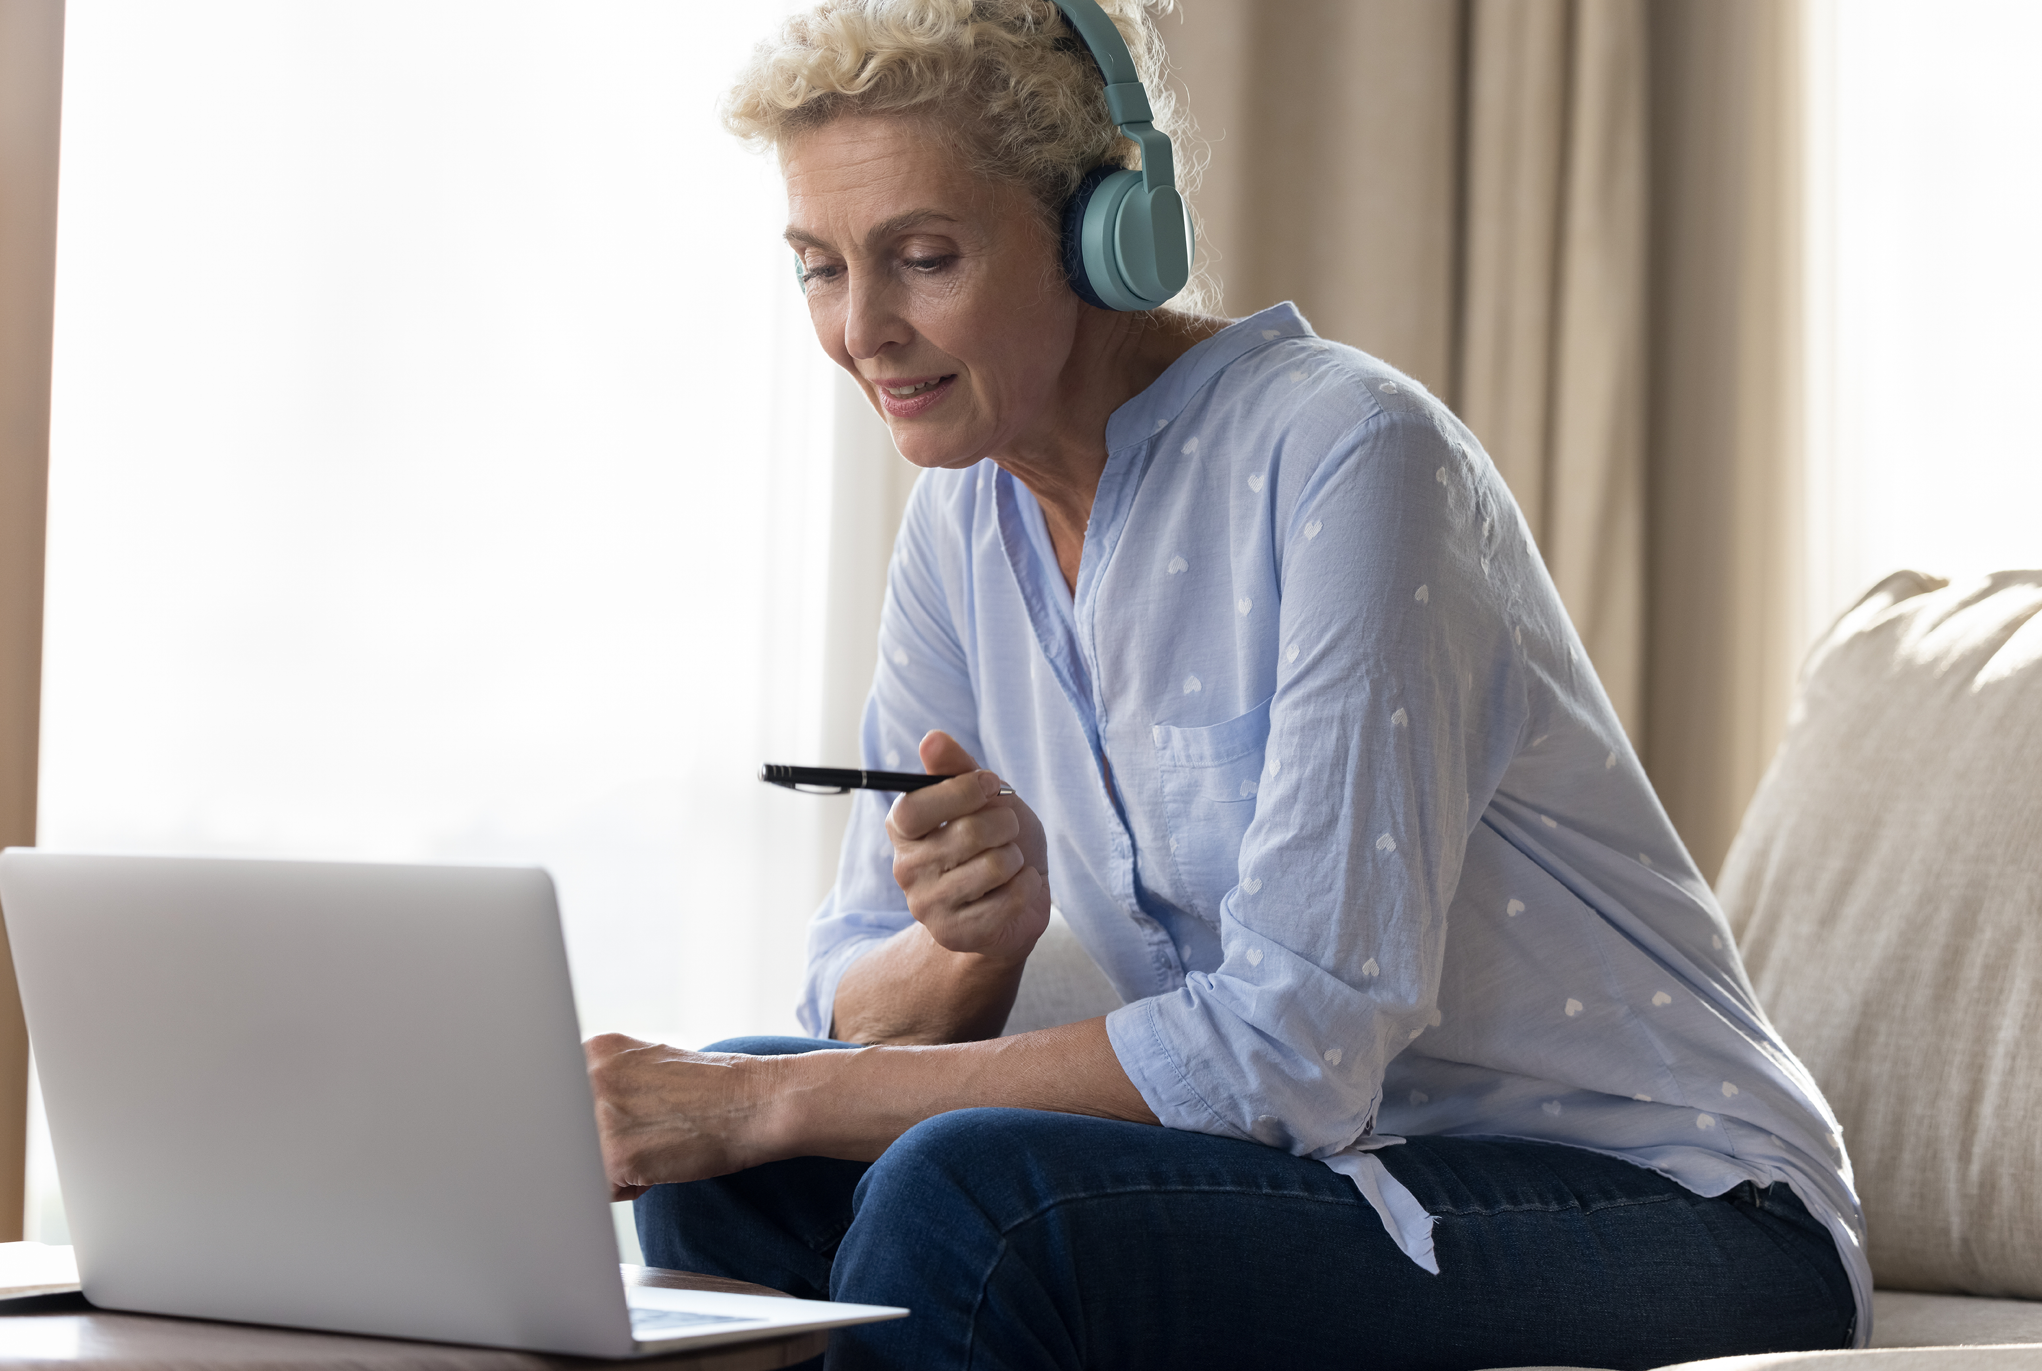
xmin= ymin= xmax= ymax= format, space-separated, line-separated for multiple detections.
xmin=1457 ymin=0 xmax=1648 ymax=738
xmin=1162 ymin=0 xmax=1806 ymax=879
xmin=1641 ymin=0 xmax=1808 ymax=883
xmin=0 ymin=0 xmax=63 ymax=1243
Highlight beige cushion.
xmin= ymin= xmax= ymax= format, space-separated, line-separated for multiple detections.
xmin=1718 ymin=571 xmax=2042 ymax=1299
xmin=1002 ymin=911 xmax=1123 ymax=1035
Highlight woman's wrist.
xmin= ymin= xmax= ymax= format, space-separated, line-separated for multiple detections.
xmin=742 ymin=1020 xmax=1157 ymax=1171
xmin=830 ymin=922 xmax=1035 ymax=1045
xmin=749 ymin=1042 xmax=878 ymax=1163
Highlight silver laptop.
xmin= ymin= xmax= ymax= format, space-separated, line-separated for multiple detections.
xmin=0 ymin=850 xmax=906 ymax=1357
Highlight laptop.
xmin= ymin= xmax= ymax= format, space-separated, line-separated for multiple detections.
xmin=0 ymin=850 xmax=906 ymax=1357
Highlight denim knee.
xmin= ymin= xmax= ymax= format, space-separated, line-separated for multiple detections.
xmin=835 ymin=1110 xmax=1020 ymax=1288
xmin=844 ymin=1108 xmax=1069 ymax=1247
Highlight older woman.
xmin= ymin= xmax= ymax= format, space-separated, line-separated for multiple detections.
xmin=584 ymin=2 xmax=1868 ymax=1367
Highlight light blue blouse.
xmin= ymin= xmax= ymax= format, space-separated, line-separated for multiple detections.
xmin=799 ymin=303 xmax=1870 ymax=1343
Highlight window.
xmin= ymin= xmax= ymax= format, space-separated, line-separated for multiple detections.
xmin=1806 ymin=0 xmax=2042 ymax=626
xmin=29 ymin=0 xmax=841 ymax=1251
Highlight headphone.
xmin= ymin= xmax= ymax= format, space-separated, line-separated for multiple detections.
xmin=794 ymin=0 xmax=1193 ymax=312
xmin=1050 ymin=0 xmax=1193 ymax=311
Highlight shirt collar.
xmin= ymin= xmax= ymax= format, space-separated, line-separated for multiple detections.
xmin=1102 ymin=301 xmax=1315 ymax=453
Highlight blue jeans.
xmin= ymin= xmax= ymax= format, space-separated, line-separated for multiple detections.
xmin=637 ymin=1038 xmax=1855 ymax=1371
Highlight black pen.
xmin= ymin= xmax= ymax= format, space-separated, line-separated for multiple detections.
xmin=759 ymin=764 xmax=1015 ymax=796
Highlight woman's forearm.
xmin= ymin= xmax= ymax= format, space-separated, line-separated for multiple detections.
xmin=585 ymin=1017 xmax=1160 ymax=1195
xmin=829 ymin=921 xmax=1029 ymax=1044
xmin=763 ymin=1016 xmax=1159 ymax=1162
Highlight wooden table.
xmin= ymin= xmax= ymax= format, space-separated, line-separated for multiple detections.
xmin=0 ymin=1265 xmax=825 ymax=1370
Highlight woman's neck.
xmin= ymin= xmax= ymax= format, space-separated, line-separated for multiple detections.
xmin=996 ymin=307 xmax=1226 ymax=594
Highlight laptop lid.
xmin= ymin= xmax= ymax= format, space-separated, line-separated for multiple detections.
xmin=0 ymin=851 xmax=640 ymax=1357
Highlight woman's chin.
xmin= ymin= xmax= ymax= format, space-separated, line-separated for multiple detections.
xmin=887 ymin=423 xmax=990 ymax=472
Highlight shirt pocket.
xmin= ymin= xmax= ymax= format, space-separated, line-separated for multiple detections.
xmin=1153 ymin=695 xmax=1272 ymax=925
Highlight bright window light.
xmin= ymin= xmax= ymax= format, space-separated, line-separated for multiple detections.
xmin=1811 ymin=0 xmax=2042 ymax=624
xmin=33 ymin=2 xmax=837 ymax=1244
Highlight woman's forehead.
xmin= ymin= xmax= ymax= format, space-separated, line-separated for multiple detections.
xmin=782 ymin=115 xmax=1008 ymax=246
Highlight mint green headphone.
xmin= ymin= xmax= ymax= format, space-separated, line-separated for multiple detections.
xmin=1051 ymin=0 xmax=1193 ymax=311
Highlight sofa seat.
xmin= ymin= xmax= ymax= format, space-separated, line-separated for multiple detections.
xmin=1869 ymin=1293 xmax=2042 ymax=1351
xmin=1652 ymin=1351 xmax=2041 ymax=1370
xmin=1498 ymin=1292 xmax=2042 ymax=1370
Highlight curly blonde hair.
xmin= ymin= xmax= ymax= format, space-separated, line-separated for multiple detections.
xmin=724 ymin=0 xmax=1209 ymax=310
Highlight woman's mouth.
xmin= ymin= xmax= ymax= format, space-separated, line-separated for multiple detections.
xmin=873 ymin=373 xmax=957 ymax=419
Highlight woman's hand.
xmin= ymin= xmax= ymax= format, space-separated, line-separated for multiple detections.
xmin=886 ymin=731 xmax=1051 ymax=962
xmin=583 ymin=1033 xmax=782 ymax=1200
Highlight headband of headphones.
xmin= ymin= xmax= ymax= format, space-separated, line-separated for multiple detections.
xmin=1050 ymin=0 xmax=1192 ymax=311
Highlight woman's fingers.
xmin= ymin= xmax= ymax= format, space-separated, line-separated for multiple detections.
xmin=880 ymin=727 xmax=1050 ymax=957
xmin=928 ymin=864 xmax=1051 ymax=958
xmin=887 ymin=768 xmax=1003 ymax=842
xmin=917 ymin=728 xmax=980 ymax=778
xmin=890 ymin=805 xmax=1025 ymax=921
xmin=924 ymin=841 xmax=1027 ymax=907
xmin=889 ymin=803 xmax=1019 ymax=877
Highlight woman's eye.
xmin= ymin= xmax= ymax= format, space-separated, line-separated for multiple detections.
xmin=902 ymin=255 xmax=952 ymax=274
xmin=798 ymin=263 xmax=842 ymax=289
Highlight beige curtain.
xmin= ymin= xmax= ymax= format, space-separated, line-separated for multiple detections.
xmin=1642 ymin=0 xmax=1808 ymax=882
xmin=1166 ymin=0 xmax=1805 ymax=879
xmin=1457 ymin=0 xmax=1648 ymax=737
xmin=0 ymin=0 xmax=65 ymax=1242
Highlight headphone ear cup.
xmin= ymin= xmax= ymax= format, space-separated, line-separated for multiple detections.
xmin=1060 ymin=166 xmax=1120 ymax=310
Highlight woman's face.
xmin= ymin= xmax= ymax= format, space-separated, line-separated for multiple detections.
xmin=782 ymin=114 xmax=1082 ymax=469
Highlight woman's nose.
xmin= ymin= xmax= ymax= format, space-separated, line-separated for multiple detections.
xmin=843 ymin=273 xmax=913 ymax=361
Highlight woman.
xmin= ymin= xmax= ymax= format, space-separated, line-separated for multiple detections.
xmin=584 ymin=2 xmax=1868 ymax=1366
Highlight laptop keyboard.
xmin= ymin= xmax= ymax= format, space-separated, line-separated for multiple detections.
xmin=629 ymin=1306 xmax=761 ymax=1337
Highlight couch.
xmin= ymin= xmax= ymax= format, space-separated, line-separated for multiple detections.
xmin=1003 ymin=570 xmax=2042 ymax=1368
